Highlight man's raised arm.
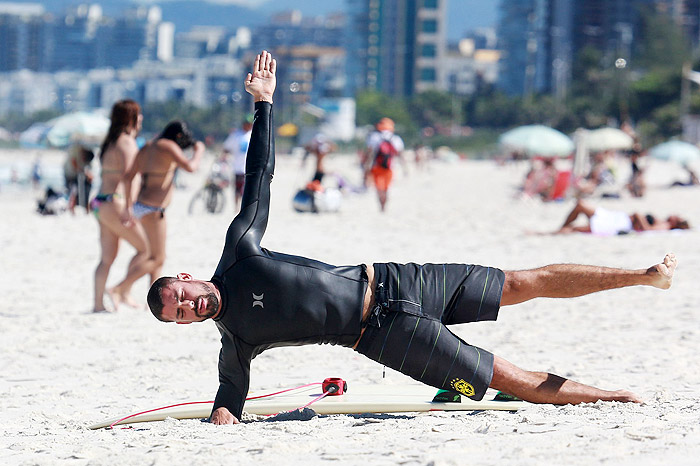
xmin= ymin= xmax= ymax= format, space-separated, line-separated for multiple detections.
xmin=217 ymin=51 xmax=277 ymax=266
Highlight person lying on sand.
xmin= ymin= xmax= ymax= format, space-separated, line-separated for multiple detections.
xmin=553 ymin=199 xmax=690 ymax=235
xmin=145 ymin=51 xmax=680 ymax=425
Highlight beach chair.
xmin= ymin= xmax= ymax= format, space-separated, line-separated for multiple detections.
xmin=548 ymin=170 xmax=571 ymax=201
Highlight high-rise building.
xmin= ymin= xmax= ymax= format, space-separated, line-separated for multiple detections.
xmin=250 ymin=10 xmax=346 ymax=52
xmin=497 ymin=0 xmax=649 ymax=96
xmin=497 ymin=0 xmax=552 ymax=95
xmin=50 ymin=4 xmax=106 ymax=71
xmin=497 ymin=0 xmax=700 ymax=97
xmin=571 ymin=0 xmax=640 ymax=60
xmin=106 ymin=6 xmax=163 ymax=69
xmin=664 ymin=0 xmax=700 ymax=46
xmin=346 ymin=0 xmax=448 ymax=97
xmin=0 ymin=4 xmax=50 ymax=72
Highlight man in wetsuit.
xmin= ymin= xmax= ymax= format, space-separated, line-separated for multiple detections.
xmin=146 ymin=51 xmax=680 ymax=425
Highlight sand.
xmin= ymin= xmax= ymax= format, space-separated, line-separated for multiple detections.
xmin=1 ymin=148 xmax=699 ymax=465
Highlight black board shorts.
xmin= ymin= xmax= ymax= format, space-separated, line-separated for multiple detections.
xmin=355 ymin=262 xmax=505 ymax=400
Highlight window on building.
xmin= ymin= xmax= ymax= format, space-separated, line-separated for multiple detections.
xmin=423 ymin=0 xmax=438 ymax=8
xmin=420 ymin=68 xmax=436 ymax=81
xmin=421 ymin=44 xmax=436 ymax=57
xmin=422 ymin=20 xmax=438 ymax=33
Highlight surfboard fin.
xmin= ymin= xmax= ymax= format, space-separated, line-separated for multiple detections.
xmin=493 ymin=391 xmax=521 ymax=402
xmin=432 ymin=389 xmax=461 ymax=403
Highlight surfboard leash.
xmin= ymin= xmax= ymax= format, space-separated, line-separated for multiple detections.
xmin=106 ymin=378 xmax=347 ymax=429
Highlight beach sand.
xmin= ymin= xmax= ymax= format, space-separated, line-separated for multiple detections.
xmin=1 ymin=148 xmax=699 ymax=465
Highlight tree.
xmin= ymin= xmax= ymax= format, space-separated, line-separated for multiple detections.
xmin=635 ymin=7 xmax=689 ymax=73
xmin=408 ymin=90 xmax=462 ymax=130
xmin=355 ymin=90 xmax=415 ymax=137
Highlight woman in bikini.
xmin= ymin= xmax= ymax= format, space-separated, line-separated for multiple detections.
xmin=117 ymin=120 xmax=205 ymax=292
xmin=92 ymin=99 xmax=150 ymax=313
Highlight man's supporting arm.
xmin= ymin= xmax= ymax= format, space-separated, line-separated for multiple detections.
xmin=210 ymin=334 xmax=251 ymax=424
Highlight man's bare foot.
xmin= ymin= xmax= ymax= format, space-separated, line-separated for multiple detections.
xmin=106 ymin=287 xmax=122 ymax=312
xmin=92 ymin=307 xmax=113 ymax=314
xmin=611 ymin=389 xmax=643 ymax=403
xmin=646 ymin=253 xmax=677 ymax=289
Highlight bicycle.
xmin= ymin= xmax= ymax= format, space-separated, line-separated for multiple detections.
xmin=188 ymin=160 xmax=230 ymax=215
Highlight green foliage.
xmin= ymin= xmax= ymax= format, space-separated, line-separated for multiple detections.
xmin=141 ymin=101 xmax=242 ymax=141
xmin=628 ymin=69 xmax=681 ymax=122
xmin=355 ymin=90 xmax=415 ymax=133
xmin=408 ymin=90 xmax=462 ymax=128
xmin=635 ymin=102 xmax=682 ymax=146
xmin=635 ymin=7 xmax=690 ymax=72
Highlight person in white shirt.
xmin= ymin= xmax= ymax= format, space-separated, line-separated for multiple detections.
xmin=222 ymin=115 xmax=254 ymax=212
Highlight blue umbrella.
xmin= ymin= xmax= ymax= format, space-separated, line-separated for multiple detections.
xmin=649 ymin=141 xmax=700 ymax=165
xmin=499 ymin=125 xmax=574 ymax=157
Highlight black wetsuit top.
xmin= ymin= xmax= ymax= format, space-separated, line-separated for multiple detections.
xmin=210 ymin=102 xmax=368 ymax=420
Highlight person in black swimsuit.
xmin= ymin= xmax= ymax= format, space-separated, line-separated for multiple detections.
xmin=146 ymin=51 xmax=680 ymax=425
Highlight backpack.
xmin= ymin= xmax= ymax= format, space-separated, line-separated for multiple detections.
xmin=373 ymin=136 xmax=398 ymax=169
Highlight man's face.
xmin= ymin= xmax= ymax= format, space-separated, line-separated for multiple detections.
xmin=159 ymin=274 xmax=220 ymax=324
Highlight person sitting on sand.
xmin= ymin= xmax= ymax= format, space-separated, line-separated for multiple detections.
xmin=554 ymin=199 xmax=690 ymax=235
xmin=574 ymin=150 xmax=617 ymax=197
xmin=145 ymin=51 xmax=680 ymax=425
xmin=521 ymin=157 xmax=559 ymax=200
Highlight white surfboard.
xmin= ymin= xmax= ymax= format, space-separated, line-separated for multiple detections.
xmin=89 ymin=384 xmax=523 ymax=430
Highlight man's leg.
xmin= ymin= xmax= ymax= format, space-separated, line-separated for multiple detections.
xmin=490 ymin=355 xmax=640 ymax=404
xmin=501 ymin=254 xmax=677 ymax=306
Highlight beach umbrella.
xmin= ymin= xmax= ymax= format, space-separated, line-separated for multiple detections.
xmin=649 ymin=140 xmax=700 ymax=165
xmin=19 ymin=122 xmax=52 ymax=148
xmin=44 ymin=111 xmax=110 ymax=147
xmin=585 ymin=127 xmax=634 ymax=152
xmin=499 ymin=125 xmax=574 ymax=157
xmin=20 ymin=111 xmax=110 ymax=148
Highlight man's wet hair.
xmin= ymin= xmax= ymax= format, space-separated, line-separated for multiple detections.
xmin=147 ymin=277 xmax=177 ymax=322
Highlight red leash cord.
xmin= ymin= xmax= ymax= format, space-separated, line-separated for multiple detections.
xmin=107 ymin=381 xmax=340 ymax=429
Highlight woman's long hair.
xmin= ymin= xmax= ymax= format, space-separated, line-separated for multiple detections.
xmin=100 ymin=99 xmax=141 ymax=159
xmin=158 ymin=120 xmax=195 ymax=149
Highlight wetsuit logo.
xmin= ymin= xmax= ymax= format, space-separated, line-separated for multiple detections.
xmin=252 ymin=293 xmax=264 ymax=308
xmin=450 ymin=378 xmax=475 ymax=397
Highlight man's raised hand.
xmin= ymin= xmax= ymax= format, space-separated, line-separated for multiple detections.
xmin=245 ymin=50 xmax=276 ymax=103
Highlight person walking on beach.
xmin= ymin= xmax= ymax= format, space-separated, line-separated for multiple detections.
xmin=108 ymin=121 xmax=205 ymax=310
xmin=92 ymin=99 xmax=150 ymax=313
xmin=553 ymin=199 xmax=690 ymax=235
xmin=303 ymin=131 xmax=336 ymax=186
xmin=364 ymin=117 xmax=404 ymax=212
xmin=146 ymin=52 xmax=679 ymax=425
xmin=64 ymin=144 xmax=95 ymax=214
xmin=222 ymin=115 xmax=253 ymax=212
